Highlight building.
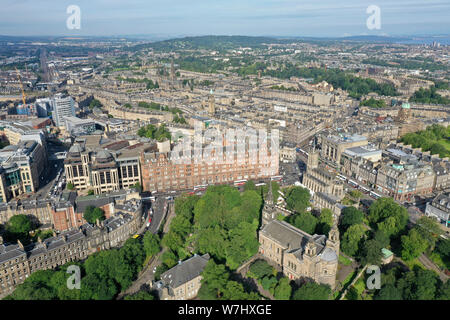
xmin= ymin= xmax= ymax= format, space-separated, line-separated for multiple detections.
xmin=0 ymin=141 xmax=47 ymax=202
xmin=53 ymin=94 xmax=76 ymax=127
xmin=141 ymin=130 xmax=278 ymax=193
xmin=153 ymin=253 xmax=210 ymax=300
xmin=320 ymin=133 xmax=368 ymax=168
xmin=425 ymin=193 xmax=450 ymax=228
xmin=376 ymin=159 xmax=435 ymax=201
xmin=64 ymin=116 xmax=96 ymax=136
xmin=64 ymin=139 xmax=143 ymax=194
xmin=0 ymin=205 xmax=143 ymax=297
xmin=259 ymin=220 xmax=339 ymax=289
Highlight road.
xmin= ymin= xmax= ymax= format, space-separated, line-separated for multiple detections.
xmin=117 ymin=201 xmax=175 ymax=299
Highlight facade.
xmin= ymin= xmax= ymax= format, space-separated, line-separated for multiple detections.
xmin=53 ymin=94 xmax=76 ymax=127
xmin=320 ymin=133 xmax=368 ymax=168
xmin=425 ymin=193 xmax=450 ymax=227
xmin=154 ymin=253 xmax=210 ymax=300
xmin=259 ymin=220 xmax=339 ymax=289
xmin=0 ymin=206 xmax=143 ymax=297
xmin=64 ymin=141 xmax=142 ymax=194
xmin=141 ymin=133 xmax=278 ymax=193
xmin=0 ymin=141 xmax=47 ymax=202
xmin=376 ymin=160 xmax=435 ymax=201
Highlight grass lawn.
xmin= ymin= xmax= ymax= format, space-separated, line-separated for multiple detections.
xmin=438 ymin=139 xmax=450 ymax=153
xmin=339 ymin=254 xmax=352 ymax=266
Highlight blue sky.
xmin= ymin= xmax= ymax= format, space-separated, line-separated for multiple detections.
xmin=1 ymin=0 xmax=449 ymax=37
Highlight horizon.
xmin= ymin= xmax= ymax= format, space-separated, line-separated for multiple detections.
xmin=1 ymin=0 xmax=449 ymax=38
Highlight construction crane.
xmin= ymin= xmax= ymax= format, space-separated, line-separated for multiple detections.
xmin=15 ymin=67 xmax=26 ymax=106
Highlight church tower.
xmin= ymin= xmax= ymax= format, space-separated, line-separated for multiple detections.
xmin=261 ymin=182 xmax=276 ymax=226
xmin=326 ymin=224 xmax=340 ymax=255
xmin=307 ymin=149 xmax=319 ymax=170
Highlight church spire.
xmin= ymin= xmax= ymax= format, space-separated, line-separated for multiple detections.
xmin=266 ymin=181 xmax=274 ymax=205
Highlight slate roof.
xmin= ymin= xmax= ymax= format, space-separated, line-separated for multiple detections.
xmin=161 ymin=253 xmax=210 ymax=289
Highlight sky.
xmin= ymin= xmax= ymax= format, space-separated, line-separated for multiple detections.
xmin=0 ymin=0 xmax=449 ymax=37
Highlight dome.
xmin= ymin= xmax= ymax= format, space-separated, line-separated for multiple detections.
xmin=96 ymin=150 xmax=113 ymax=162
xmin=68 ymin=143 xmax=83 ymax=154
xmin=320 ymin=247 xmax=338 ymax=262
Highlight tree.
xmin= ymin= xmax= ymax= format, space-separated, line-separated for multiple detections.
xmin=83 ymin=206 xmax=105 ymax=224
xmin=360 ymin=239 xmax=383 ymax=265
xmin=248 ymin=260 xmax=274 ymax=279
xmin=292 ymin=282 xmax=331 ymax=300
xmin=80 ymin=273 xmax=118 ymax=300
xmin=66 ymin=182 xmax=74 ymax=190
xmin=339 ymin=207 xmax=364 ymax=232
xmin=375 ymin=284 xmax=402 ymax=300
xmin=341 ymin=224 xmax=366 ymax=257
xmin=143 ymin=232 xmax=160 ymax=258
xmin=124 ymin=290 xmax=155 ymax=300
xmin=368 ymin=198 xmax=408 ymax=237
xmin=285 ymin=187 xmax=310 ymax=213
xmin=244 ymin=180 xmax=256 ymax=191
xmin=6 ymin=214 xmax=32 ymax=238
xmin=274 ymin=277 xmax=292 ymax=300
xmin=374 ymin=229 xmax=390 ymax=248
xmin=401 ymin=229 xmax=428 ymax=261
xmin=87 ymin=189 xmax=94 ymax=196
xmin=290 ymin=212 xmax=318 ymax=234
xmin=200 ymin=260 xmax=229 ymax=299
xmin=317 ymin=208 xmax=334 ymax=235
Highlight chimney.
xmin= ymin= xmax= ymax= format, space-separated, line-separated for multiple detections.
xmin=0 ymin=235 xmax=3 ymax=245
xmin=96 ymin=219 xmax=101 ymax=227
xmin=178 ymin=260 xmax=182 ymax=265
xmin=52 ymin=230 xmax=57 ymax=237
xmin=38 ymin=237 xmax=42 ymax=243
xmin=17 ymin=239 xmax=24 ymax=249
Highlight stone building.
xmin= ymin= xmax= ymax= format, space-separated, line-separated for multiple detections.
xmin=258 ymin=220 xmax=339 ymax=289
xmin=153 ymin=253 xmax=210 ymax=300
xmin=320 ymin=133 xmax=368 ymax=169
xmin=0 ymin=205 xmax=143 ymax=297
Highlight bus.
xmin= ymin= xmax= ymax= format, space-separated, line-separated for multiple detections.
xmin=271 ymin=176 xmax=282 ymax=181
xmin=337 ymin=174 xmax=347 ymax=181
xmin=348 ymin=179 xmax=359 ymax=188
xmin=370 ymin=191 xmax=382 ymax=199
xmin=255 ymin=182 xmax=266 ymax=187
xmin=194 ymin=185 xmax=208 ymax=191
xmin=234 ymin=179 xmax=247 ymax=186
xmin=359 ymin=186 xmax=370 ymax=194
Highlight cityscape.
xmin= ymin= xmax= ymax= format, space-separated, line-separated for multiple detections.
xmin=0 ymin=0 xmax=448 ymax=308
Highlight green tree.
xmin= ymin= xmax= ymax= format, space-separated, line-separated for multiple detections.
xmin=375 ymin=284 xmax=402 ymax=300
xmin=368 ymin=198 xmax=408 ymax=237
xmin=285 ymin=186 xmax=311 ymax=213
xmin=339 ymin=207 xmax=364 ymax=232
xmin=401 ymin=229 xmax=429 ymax=261
xmin=247 ymin=260 xmax=274 ymax=279
xmin=341 ymin=224 xmax=366 ymax=257
xmin=124 ymin=290 xmax=155 ymax=300
xmin=274 ymin=277 xmax=292 ymax=300
xmin=292 ymin=282 xmax=331 ymax=300
xmin=143 ymin=232 xmax=161 ymax=258
xmin=200 ymin=260 xmax=229 ymax=299
xmin=83 ymin=206 xmax=105 ymax=224
xmin=290 ymin=212 xmax=318 ymax=234
xmin=317 ymin=208 xmax=334 ymax=235
xmin=6 ymin=214 xmax=32 ymax=240
xmin=66 ymin=182 xmax=74 ymax=190
xmin=360 ymin=239 xmax=383 ymax=265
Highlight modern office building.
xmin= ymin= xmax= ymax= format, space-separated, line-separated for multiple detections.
xmin=52 ymin=94 xmax=76 ymax=127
